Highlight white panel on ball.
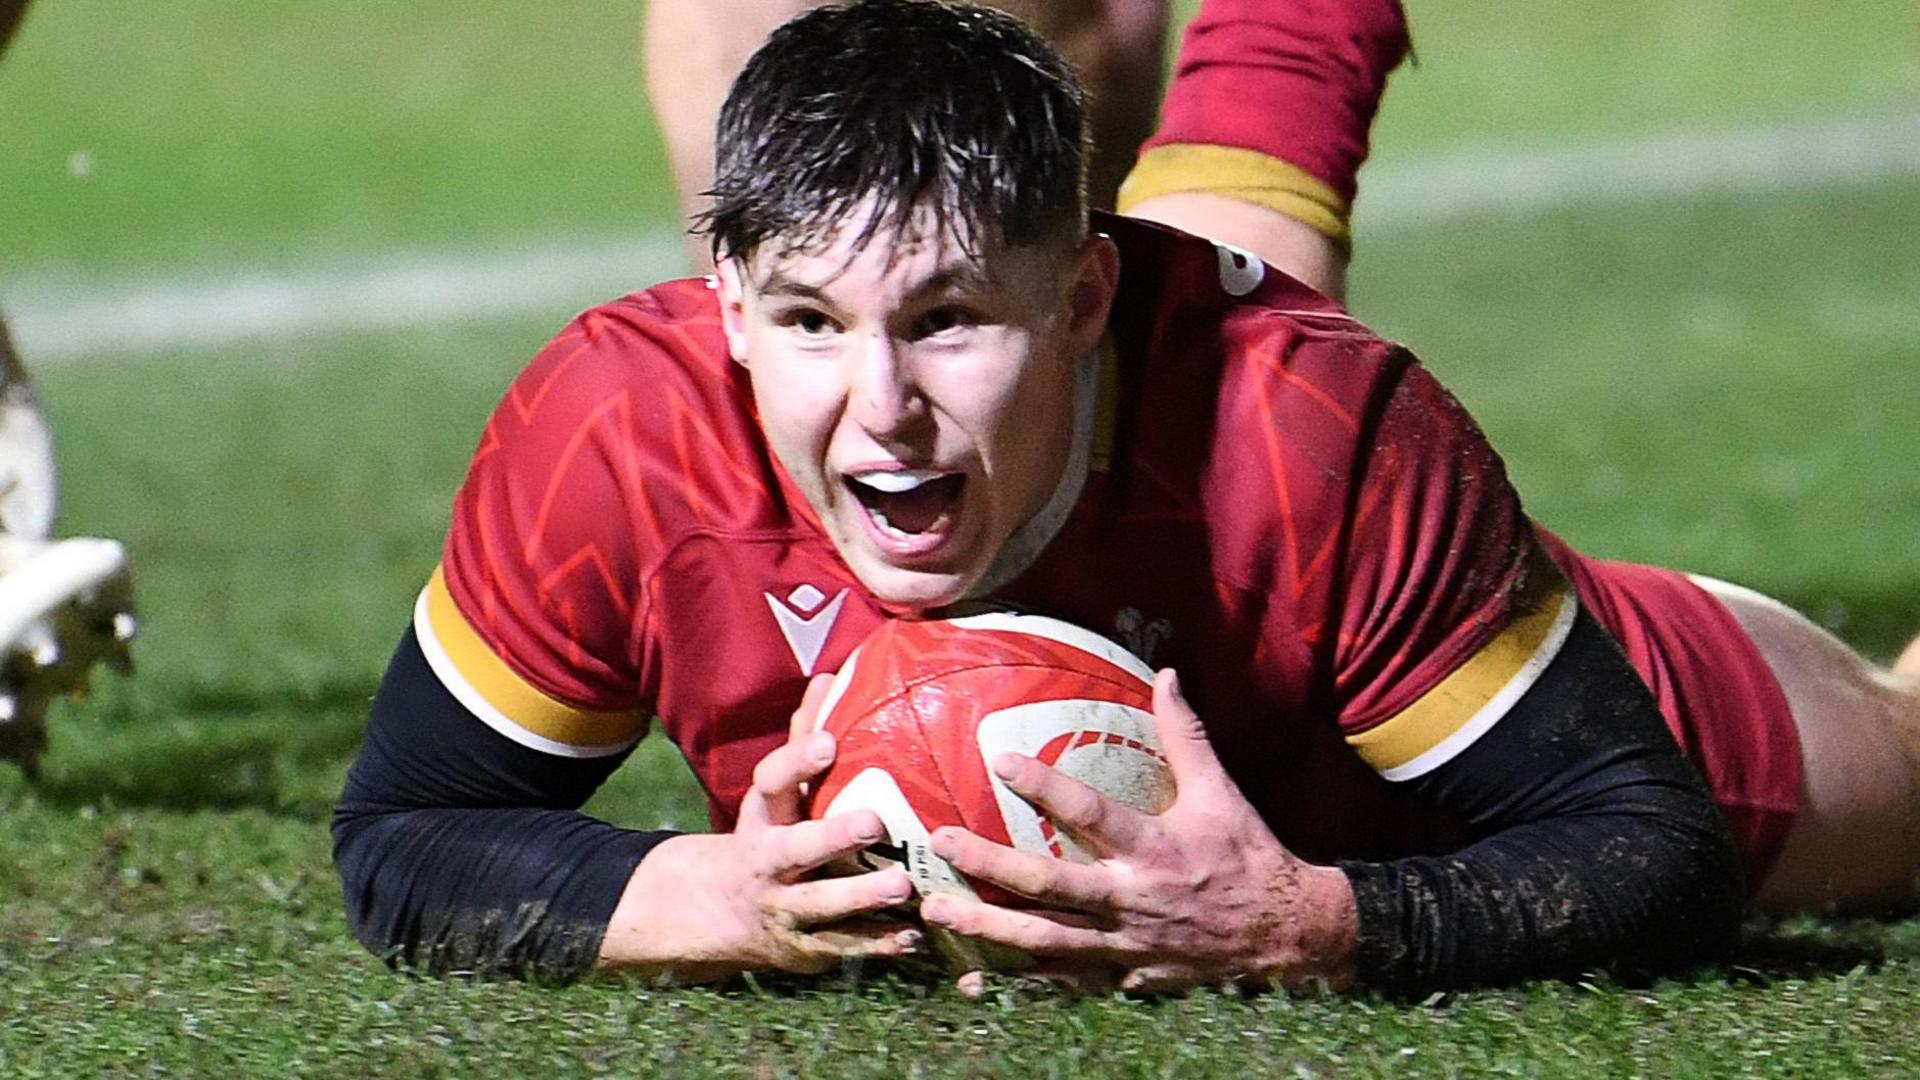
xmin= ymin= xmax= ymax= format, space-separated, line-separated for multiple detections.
xmin=975 ymin=699 xmax=1172 ymax=861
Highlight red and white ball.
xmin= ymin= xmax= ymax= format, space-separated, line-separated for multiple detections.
xmin=807 ymin=610 xmax=1174 ymax=969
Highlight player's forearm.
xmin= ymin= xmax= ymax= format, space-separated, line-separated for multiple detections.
xmin=594 ymin=832 xmax=749 ymax=982
xmin=1341 ymin=805 xmax=1741 ymax=990
xmin=1339 ymin=611 xmax=1745 ymax=990
xmin=332 ymin=801 xmax=670 ymax=981
xmin=332 ymin=626 xmax=673 ymax=981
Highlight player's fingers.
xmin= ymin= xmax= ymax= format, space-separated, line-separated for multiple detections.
xmin=749 ymin=729 xmax=837 ymax=827
xmin=929 ymin=826 xmax=1117 ymax=912
xmin=735 ymin=788 xmax=773 ymax=832
xmin=1151 ymin=668 xmax=1229 ymax=792
xmin=741 ymin=677 xmax=839 ymax=830
xmin=760 ymin=812 xmax=885 ymax=879
xmin=772 ymin=868 xmax=914 ymax=926
xmin=989 ymin=752 xmax=1148 ymax=856
xmin=919 ymin=894 xmax=1112 ymax=959
xmin=804 ymin=921 xmax=928 ymax=960
xmin=775 ymin=920 xmax=925 ymax=972
xmin=751 ymin=730 xmax=835 ymax=797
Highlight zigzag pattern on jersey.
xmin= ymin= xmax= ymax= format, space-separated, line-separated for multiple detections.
xmin=443 ymin=286 xmax=768 ymax=739
xmin=1139 ymin=317 xmax=1397 ymax=660
xmin=1150 ymin=299 xmax=1542 ymax=763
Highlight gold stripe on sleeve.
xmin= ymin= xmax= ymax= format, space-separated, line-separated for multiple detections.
xmin=419 ymin=566 xmax=644 ymax=754
xmin=1117 ymin=144 xmax=1352 ymax=248
xmin=1347 ymin=571 xmax=1578 ymax=780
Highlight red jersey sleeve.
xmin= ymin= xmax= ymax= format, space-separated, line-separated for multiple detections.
xmin=1329 ymin=356 xmax=1576 ymax=781
xmin=1119 ymin=0 xmax=1410 ymax=244
xmin=420 ymin=296 xmax=719 ymax=758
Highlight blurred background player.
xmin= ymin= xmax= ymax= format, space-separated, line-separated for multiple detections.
xmin=645 ymin=0 xmax=1169 ymax=269
xmin=642 ymin=0 xmax=1408 ymax=301
xmin=0 ymin=0 xmax=137 ymax=778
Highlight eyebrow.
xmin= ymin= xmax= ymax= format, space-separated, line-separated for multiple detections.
xmin=753 ymin=262 xmax=998 ymax=303
xmin=754 ymin=272 xmax=831 ymax=301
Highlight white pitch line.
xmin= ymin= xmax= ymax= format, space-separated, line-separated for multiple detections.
xmin=6 ymin=112 xmax=1919 ymax=363
xmin=1361 ymin=112 xmax=1920 ymax=225
xmin=5 ymin=233 xmax=693 ymax=363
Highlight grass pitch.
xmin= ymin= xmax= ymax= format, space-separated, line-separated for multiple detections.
xmin=4 ymin=1 xmax=1920 ymax=1075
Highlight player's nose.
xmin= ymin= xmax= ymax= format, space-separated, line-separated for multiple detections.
xmin=846 ymin=333 xmax=929 ymax=443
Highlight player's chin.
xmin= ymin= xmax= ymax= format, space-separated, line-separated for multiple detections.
xmin=848 ymin=556 xmax=979 ymax=612
xmin=834 ymin=509 xmax=988 ymax=610
xmin=838 ymin=531 xmax=986 ymax=611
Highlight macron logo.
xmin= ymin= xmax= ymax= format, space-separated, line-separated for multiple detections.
xmin=765 ymin=584 xmax=850 ymax=675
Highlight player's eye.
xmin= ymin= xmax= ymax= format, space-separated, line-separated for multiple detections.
xmin=776 ymin=308 xmax=839 ymax=337
xmin=914 ymin=306 xmax=981 ymax=340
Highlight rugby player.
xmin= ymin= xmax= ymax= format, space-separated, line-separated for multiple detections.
xmin=0 ymin=0 xmax=138 ymax=779
xmin=333 ymin=0 xmax=1920 ymax=992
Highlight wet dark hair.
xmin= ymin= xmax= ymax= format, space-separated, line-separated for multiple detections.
xmin=699 ymin=0 xmax=1088 ymax=263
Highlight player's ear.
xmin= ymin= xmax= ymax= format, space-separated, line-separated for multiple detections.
xmin=714 ymin=256 xmax=753 ymax=367
xmin=1063 ymin=234 xmax=1119 ymax=356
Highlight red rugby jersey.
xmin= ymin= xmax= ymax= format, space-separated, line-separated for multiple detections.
xmin=422 ymin=213 xmax=1785 ymax=868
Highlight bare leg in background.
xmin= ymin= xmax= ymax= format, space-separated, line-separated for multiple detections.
xmin=1693 ymin=577 xmax=1920 ymax=913
xmin=643 ymin=0 xmax=1170 ymax=270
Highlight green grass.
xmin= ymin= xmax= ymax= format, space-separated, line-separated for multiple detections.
xmin=4 ymin=929 xmax=1920 ymax=1076
xmin=5 ymin=0 xmax=1915 ymax=277
xmin=5 ymin=0 xmax=1920 ymax=1074
xmin=1369 ymin=0 xmax=1920 ymax=155
xmin=1353 ymin=177 xmax=1920 ymax=658
xmin=0 ymin=1 xmax=664 ymax=277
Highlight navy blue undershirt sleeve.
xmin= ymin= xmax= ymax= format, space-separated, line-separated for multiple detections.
xmin=1339 ymin=609 xmax=1745 ymax=990
xmin=332 ymin=625 xmax=678 ymax=982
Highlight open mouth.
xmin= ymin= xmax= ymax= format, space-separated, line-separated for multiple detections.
xmin=844 ymin=468 xmax=966 ymax=543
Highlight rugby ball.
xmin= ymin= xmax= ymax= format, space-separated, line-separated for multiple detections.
xmin=808 ymin=609 xmax=1174 ymax=971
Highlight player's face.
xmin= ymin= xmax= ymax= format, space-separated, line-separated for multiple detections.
xmin=718 ymin=201 xmax=1117 ymax=609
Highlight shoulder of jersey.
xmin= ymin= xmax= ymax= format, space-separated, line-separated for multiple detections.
xmin=486 ymin=278 xmax=786 ymax=528
xmin=1095 ymin=215 xmax=1416 ymax=542
xmin=582 ymin=277 xmax=732 ymax=371
xmin=1099 ymin=212 xmax=1405 ymax=387
xmin=1098 ymin=212 xmax=1388 ymax=344
xmin=502 ymin=279 xmax=737 ymax=411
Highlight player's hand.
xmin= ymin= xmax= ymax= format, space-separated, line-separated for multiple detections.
xmin=920 ymin=669 xmax=1359 ymax=995
xmin=597 ymin=674 xmax=921 ymax=981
